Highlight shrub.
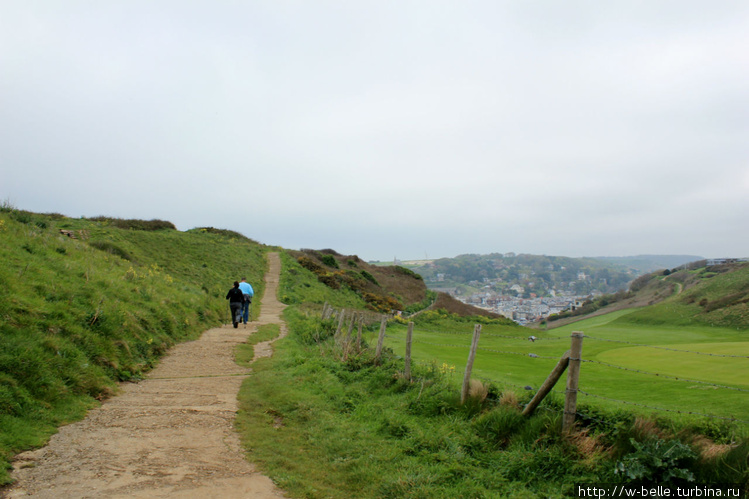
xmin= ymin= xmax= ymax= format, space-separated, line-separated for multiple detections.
xmin=298 ymin=256 xmax=325 ymax=275
xmin=395 ymin=266 xmax=423 ymax=280
xmin=317 ymin=273 xmax=340 ymax=290
xmin=615 ymin=438 xmax=697 ymax=485
xmin=360 ymin=270 xmax=379 ymax=286
xmin=320 ymin=254 xmax=339 ymax=268
xmin=90 ymin=217 xmax=176 ymax=231
xmin=362 ymin=292 xmax=403 ymax=313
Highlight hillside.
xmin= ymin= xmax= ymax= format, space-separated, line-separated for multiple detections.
xmin=284 ymin=248 xmax=501 ymax=319
xmin=592 ymin=254 xmax=704 ymax=274
xmin=399 ymin=253 xmax=644 ymax=298
xmin=2 ymin=207 xmax=747 ymax=495
xmin=543 ymin=261 xmax=749 ymax=330
xmin=0 ymin=207 xmax=274 ymax=484
xmin=0 ymin=207 xmax=494 ymax=485
xmin=238 ymin=249 xmax=748 ymax=496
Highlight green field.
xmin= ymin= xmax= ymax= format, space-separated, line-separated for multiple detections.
xmin=378 ymin=310 xmax=749 ymax=426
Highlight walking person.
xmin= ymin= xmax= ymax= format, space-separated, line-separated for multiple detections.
xmin=226 ymin=281 xmax=244 ymax=328
xmin=238 ymin=277 xmax=254 ymax=323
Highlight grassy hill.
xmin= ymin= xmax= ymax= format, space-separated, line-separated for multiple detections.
xmin=237 ymin=249 xmax=748 ymax=497
xmin=544 ymin=261 xmax=749 ymax=330
xmin=1 ymin=206 xmax=747 ymax=495
xmin=0 ymin=207 xmax=276 ymax=484
xmin=0 ymin=206 xmax=453 ymax=485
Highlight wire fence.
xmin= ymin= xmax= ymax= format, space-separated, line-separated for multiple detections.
xmin=379 ymin=317 xmax=749 ymax=426
xmin=321 ymin=305 xmax=749 ymax=426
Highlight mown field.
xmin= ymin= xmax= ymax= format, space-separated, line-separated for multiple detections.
xmin=380 ymin=309 xmax=749 ymax=426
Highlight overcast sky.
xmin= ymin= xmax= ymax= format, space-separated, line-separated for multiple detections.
xmin=1 ymin=1 xmax=747 ymax=261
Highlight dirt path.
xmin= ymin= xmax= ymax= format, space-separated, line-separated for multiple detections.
xmin=5 ymin=253 xmax=288 ymax=498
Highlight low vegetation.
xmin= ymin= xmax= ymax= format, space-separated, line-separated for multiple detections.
xmin=0 ymin=207 xmax=267 ymax=485
xmin=235 ymin=252 xmax=748 ymax=497
xmin=546 ymin=262 xmax=749 ymax=329
xmin=290 ymin=249 xmax=428 ymax=313
xmin=2 ymin=206 xmax=747 ymax=496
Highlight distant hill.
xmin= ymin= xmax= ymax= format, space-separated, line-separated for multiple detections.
xmin=400 ymin=253 xmax=647 ymax=298
xmin=542 ymin=260 xmax=749 ymax=330
xmin=591 ymin=254 xmax=704 ymax=274
xmin=288 ymin=248 xmax=505 ymax=319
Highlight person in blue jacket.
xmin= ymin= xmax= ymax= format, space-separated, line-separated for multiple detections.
xmin=238 ymin=277 xmax=254 ymax=323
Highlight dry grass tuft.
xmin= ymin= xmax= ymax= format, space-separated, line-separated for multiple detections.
xmin=567 ymin=428 xmax=608 ymax=463
xmin=691 ymin=436 xmax=732 ymax=461
xmin=499 ymin=390 xmax=520 ymax=409
xmin=632 ymin=417 xmax=666 ymax=440
xmin=468 ymin=379 xmax=489 ymax=403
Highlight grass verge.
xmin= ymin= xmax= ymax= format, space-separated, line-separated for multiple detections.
xmin=235 ymin=308 xmax=749 ymax=497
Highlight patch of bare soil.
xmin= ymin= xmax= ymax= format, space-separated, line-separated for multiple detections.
xmin=4 ymin=253 xmax=288 ymax=498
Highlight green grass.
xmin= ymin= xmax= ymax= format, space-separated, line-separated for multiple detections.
xmin=0 ymin=209 xmax=268 ymax=485
xmin=235 ymin=324 xmax=281 ymax=367
xmin=236 ymin=313 xmax=748 ymax=497
xmin=376 ymin=308 xmax=749 ymax=425
xmin=235 ymin=257 xmax=748 ymax=497
xmin=236 ymin=332 xmax=609 ymax=498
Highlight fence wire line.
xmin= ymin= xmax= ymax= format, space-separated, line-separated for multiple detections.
xmin=416 ymin=329 xmax=564 ymax=342
xmin=398 ymin=352 xmax=746 ymax=425
xmin=411 ymin=339 xmax=561 ymax=360
xmin=414 ymin=328 xmax=563 ymax=341
xmin=584 ymin=335 xmax=749 ymax=359
xmin=577 ymin=389 xmax=749 ymax=424
xmin=582 ymin=359 xmax=749 ymax=392
xmin=348 ymin=311 xmax=748 ymax=425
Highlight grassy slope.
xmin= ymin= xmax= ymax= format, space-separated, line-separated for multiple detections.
xmin=545 ymin=263 xmax=749 ymax=330
xmin=236 ymin=251 xmax=749 ymax=498
xmin=0 ymin=209 xmax=267 ymax=484
xmin=3 ymin=207 xmax=748 ymax=494
xmin=624 ymin=263 xmax=749 ymax=329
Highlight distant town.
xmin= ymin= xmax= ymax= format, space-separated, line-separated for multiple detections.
xmin=431 ymin=279 xmax=600 ymax=326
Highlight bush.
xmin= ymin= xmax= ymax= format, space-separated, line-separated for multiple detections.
xmin=320 ymin=254 xmax=339 ymax=269
xmin=615 ymin=438 xmax=696 ymax=485
xmin=90 ymin=217 xmax=176 ymax=231
xmin=362 ymin=292 xmax=403 ymax=313
xmin=298 ymin=256 xmax=325 ymax=275
xmin=360 ymin=270 xmax=379 ymax=286
xmin=395 ymin=266 xmax=423 ymax=280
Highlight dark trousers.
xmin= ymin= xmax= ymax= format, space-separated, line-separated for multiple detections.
xmin=230 ymin=303 xmax=242 ymax=324
xmin=241 ymin=296 xmax=251 ymax=323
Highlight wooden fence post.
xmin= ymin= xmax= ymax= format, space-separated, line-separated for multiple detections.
xmin=460 ymin=324 xmax=482 ymax=404
xmin=342 ymin=313 xmax=356 ymax=361
xmin=522 ymin=351 xmax=570 ymax=417
xmin=322 ymin=302 xmax=332 ymax=320
xmin=336 ymin=309 xmax=346 ymax=336
xmin=563 ymin=332 xmax=584 ymax=433
xmin=375 ymin=316 xmax=387 ymax=364
xmin=404 ymin=322 xmax=414 ymax=382
xmin=356 ymin=313 xmax=363 ymax=352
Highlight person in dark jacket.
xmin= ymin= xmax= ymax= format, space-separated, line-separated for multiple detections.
xmin=226 ymin=281 xmax=244 ymax=328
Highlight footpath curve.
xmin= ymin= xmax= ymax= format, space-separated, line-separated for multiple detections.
xmin=5 ymin=252 xmax=288 ymax=498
